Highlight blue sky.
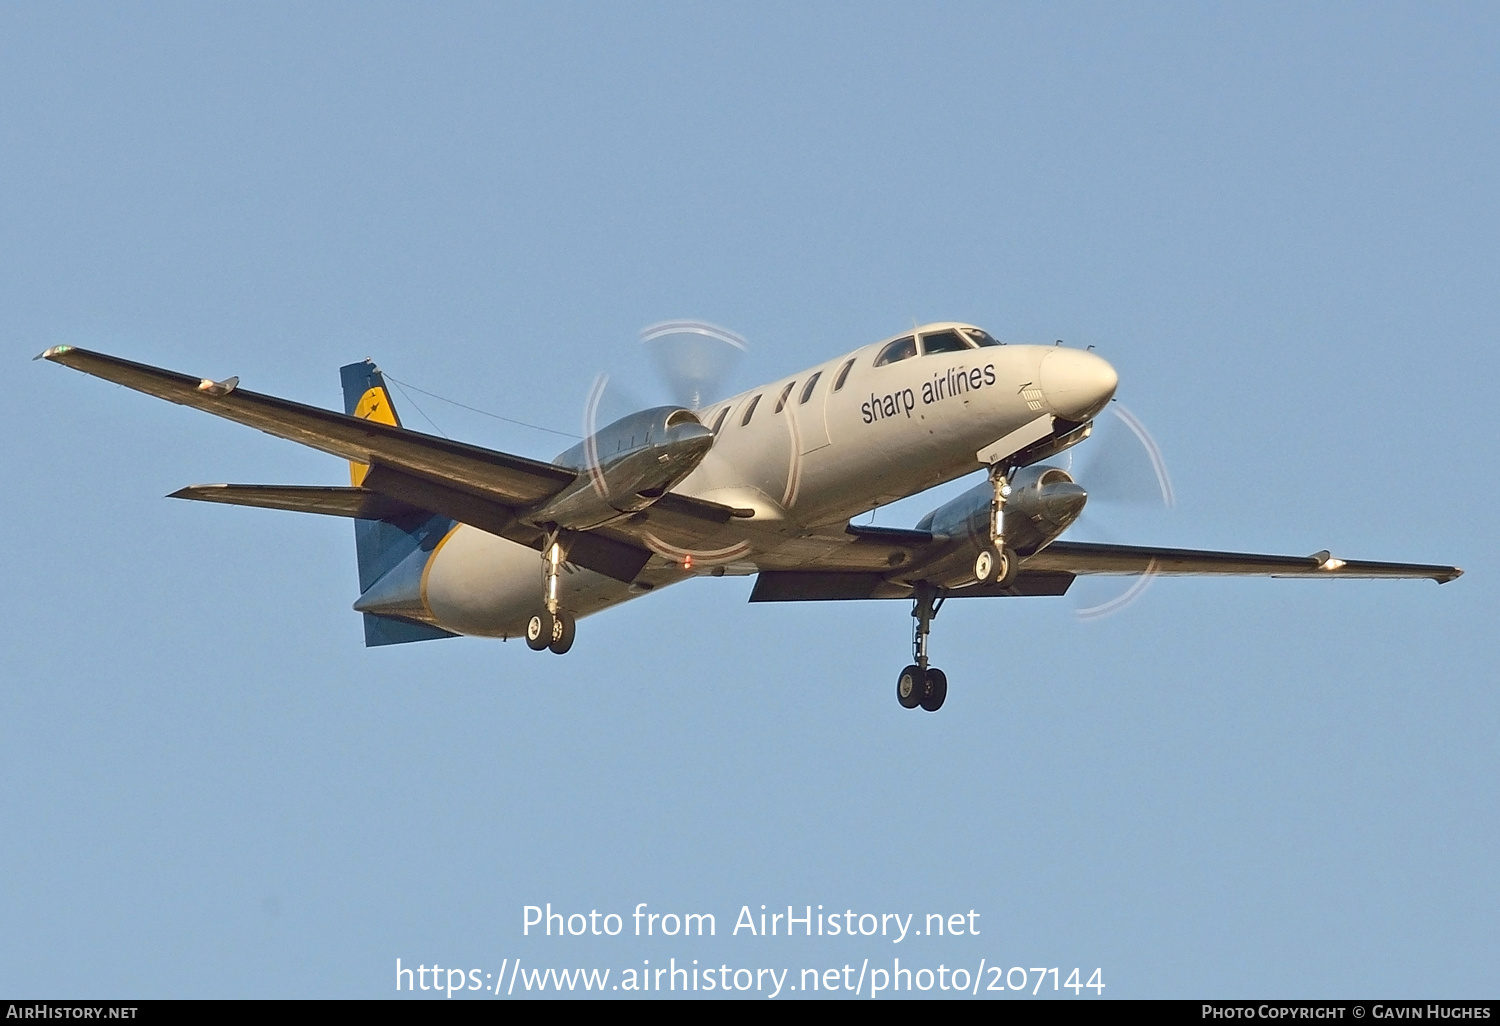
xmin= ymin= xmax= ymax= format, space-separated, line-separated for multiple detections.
xmin=2 ymin=2 xmax=1496 ymax=998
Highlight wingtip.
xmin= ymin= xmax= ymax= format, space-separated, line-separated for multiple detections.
xmin=34 ymin=344 xmax=73 ymax=362
xmin=1439 ymin=567 xmax=1464 ymax=583
xmin=167 ymin=484 xmax=229 ymax=499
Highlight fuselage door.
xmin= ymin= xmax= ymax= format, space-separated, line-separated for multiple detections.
xmin=794 ymin=368 xmax=831 ymax=454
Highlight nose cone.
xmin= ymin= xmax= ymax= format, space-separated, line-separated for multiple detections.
xmin=1039 ymin=480 xmax=1088 ymax=525
xmin=662 ymin=420 xmax=714 ymax=468
xmin=1039 ymin=349 xmax=1118 ymax=422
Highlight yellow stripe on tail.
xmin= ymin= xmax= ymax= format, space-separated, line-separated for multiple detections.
xmin=348 ymin=385 xmax=400 ymax=486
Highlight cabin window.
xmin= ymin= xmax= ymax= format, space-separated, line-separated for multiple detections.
xmin=833 ymin=358 xmax=855 ymax=391
xmin=711 ymin=407 xmax=730 ymax=433
xmin=920 ymin=329 xmax=972 ymax=355
xmin=962 ymin=328 xmax=1003 ymax=347
xmin=774 ymin=380 xmax=796 ymax=413
xmin=873 ymin=335 xmax=917 ymax=366
xmin=798 ymin=371 xmax=822 ymax=404
xmin=740 ymin=393 xmax=761 ymax=426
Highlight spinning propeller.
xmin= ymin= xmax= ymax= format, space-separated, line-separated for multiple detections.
xmin=1064 ymin=403 xmax=1175 ymax=620
xmin=581 ymin=319 xmax=748 ymax=439
xmin=640 ymin=320 xmax=747 ymax=410
xmin=567 ymin=320 xmax=752 ymax=568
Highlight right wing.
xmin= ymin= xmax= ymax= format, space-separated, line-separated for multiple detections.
xmin=746 ymin=525 xmax=1461 ymax=601
xmin=1027 ymin=541 xmax=1463 ymax=583
xmin=748 ymin=570 xmax=1075 ymax=601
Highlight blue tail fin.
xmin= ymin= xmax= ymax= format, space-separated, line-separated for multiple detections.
xmin=340 ymin=360 xmax=457 ymax=647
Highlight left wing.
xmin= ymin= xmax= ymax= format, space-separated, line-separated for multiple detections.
xmin=40 ymin=346 xmax=575 ymax=505
xmin=170 ymin=484 xmax=427 ymax=522
xmin=41 ymin=346 xmax=750 ymax=582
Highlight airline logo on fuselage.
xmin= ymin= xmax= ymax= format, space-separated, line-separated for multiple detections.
xmin=861 ymin=363 xmax=997 ymax=424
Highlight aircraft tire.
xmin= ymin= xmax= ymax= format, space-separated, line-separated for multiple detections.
xmin=995 ymin=546 xmax=1019 ymax=587
xmin=896 ymin=665 xmax=924 ymax=709
xmin=974 ymin=546 xmax=1000 ymax=583
xmin=919 ymin=668 xmax=948 ymax=712
xmin=548 ymin=612 xmax=576 ymax=655
xmin=525 ymin=611 xmax=554 ymax=651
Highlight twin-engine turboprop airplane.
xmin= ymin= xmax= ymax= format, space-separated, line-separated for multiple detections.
xmin=39 ymin=323 xmax=1462 ymax=712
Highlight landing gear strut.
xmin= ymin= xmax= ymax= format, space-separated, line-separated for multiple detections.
xmin=974 ymin=461 xmax=1020 ymax=587
xmin=526 ymin=526 xmax=575 ymax=655
xmin=896 ymin=582 xmax=948 ymax=712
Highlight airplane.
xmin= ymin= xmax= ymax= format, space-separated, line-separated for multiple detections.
xmin=37 ymin=322 xmax=1462 ymax=712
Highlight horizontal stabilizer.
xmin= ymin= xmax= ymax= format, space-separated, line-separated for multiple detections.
xmin=170 ymin=484 xmax=430 ymax=521
xmin=362 ymin=613 xmax=457 ymax=647
xmin=359 ymin=462 xmax=652 ymax=584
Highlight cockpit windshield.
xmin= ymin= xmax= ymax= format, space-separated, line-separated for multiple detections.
xmin=873 ymin=335 xmax=917 ymax=366
xmin=961 ymin=328 xmax=1003 ymax=347
xmin=920 ymin=330 xmax=972 ymax=355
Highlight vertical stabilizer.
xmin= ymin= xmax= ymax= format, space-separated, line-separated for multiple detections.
xmin=340 ymin=360 xmax=401 ymax=485
xmin=339 ymin=360 xmax=456 ymax=647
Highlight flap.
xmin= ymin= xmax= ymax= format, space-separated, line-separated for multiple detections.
xmin=749 ymin=570 xmax=1074 ymax=601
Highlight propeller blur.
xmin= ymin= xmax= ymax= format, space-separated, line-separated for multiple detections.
xmin=1066 ymin=403 xmax=1175 ymax=620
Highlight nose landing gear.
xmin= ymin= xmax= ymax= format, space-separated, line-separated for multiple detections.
xmin=896 ymin=582 xmax=948 ymax=712
xmin=974 ymin=461 xmax=1019 ymax=587
xmin=525 ymin=527 xmax=576 ymax=655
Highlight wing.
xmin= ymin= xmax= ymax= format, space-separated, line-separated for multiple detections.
xmin=41 ymin=345 xmax=575 ymax=503
xmin=749 ymin=569 xmax=1075 ymax=601
xmin=42 ymin=346 xmax=742 ymax=583
xmin=170 ymin=484 xmax=427 ymax=521
xmin=747 ymin=525 xmax=1461 ymax=601
xmin=1027 ymin=541 xmax=1462 ymax=583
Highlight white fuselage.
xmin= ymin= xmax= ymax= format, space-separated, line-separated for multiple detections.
xmin=417 ymin=325 xmax=1118 ymax=638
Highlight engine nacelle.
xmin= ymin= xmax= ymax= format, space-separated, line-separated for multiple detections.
xmin=911 ymin=465 xmax=1087 ymax=588
xmin=529 ymin=406 xmax=714 ymax=530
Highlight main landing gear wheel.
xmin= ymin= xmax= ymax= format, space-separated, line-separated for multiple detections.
xmin=525 ymin=610 xmax=554 ymax=651
xmin=919 ymin=668 xmax=948 ymax=712
xmin=974 ymin=544 xmax=1019 ymax=586
xmin=527 ymin=529 xmax=578 ymax=654
xmin=896 ymin=583 xmax=952 ymax=712
xmin=548 ymin=612 xmax=576 ymax=655
xmin=526 ymin=610 xmax=576 ymax=654
xmin=897 ymin=665 xmax=923 ymax=709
